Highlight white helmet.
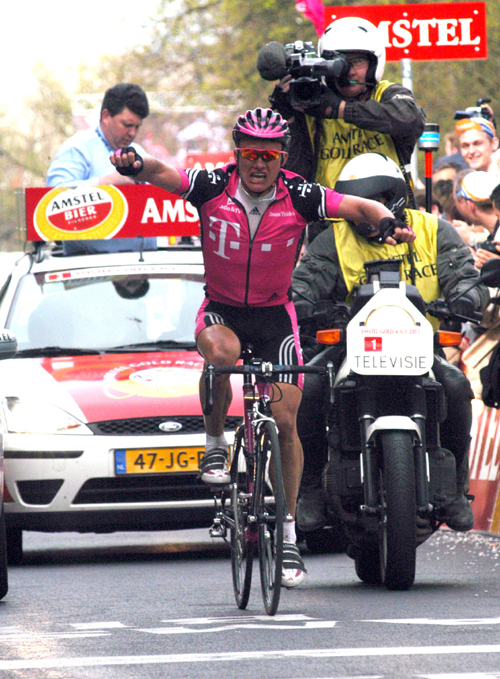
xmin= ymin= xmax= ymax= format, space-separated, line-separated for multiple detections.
xmin=318 ymin=17 xmax=386 ymax=85
xmin=335 ymin=153 xmax=407 ymax=218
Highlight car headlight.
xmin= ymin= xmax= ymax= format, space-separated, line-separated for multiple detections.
xmin=2 ymin=397 xmax=93 ymax=435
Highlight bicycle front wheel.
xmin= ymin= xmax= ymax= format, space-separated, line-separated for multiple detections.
xmin=256 ymin=420 xmax=285 ymax=616
xmin=230 ymin=427 xmax=254 ymax=609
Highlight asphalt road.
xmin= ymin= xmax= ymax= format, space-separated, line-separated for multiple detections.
xmin=1 ymin=528 xmax=500 ymax=679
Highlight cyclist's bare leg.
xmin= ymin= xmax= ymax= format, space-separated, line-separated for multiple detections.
xmin=270 ymin=383 xmax=303 ymax=520
xmin=197 ymin=324 xmax=241 ymax=436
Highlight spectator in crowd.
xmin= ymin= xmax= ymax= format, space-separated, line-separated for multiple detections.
xmin=453 ymin=170 xmax=498 ymax=253
xmin=455 ymin=117 xmax=500 ymax=180
xmin=414 ymin=188 xmax=443 ymax=217
xmin=433 ymin=130 xmax=468 ymax=171
xmin=433 ymin=161 xmax=464 ymax=221
xmin=269 ymin=16 xmax=425 ymax=239
xmin=47 ymin=82 xmax=155 ymax=254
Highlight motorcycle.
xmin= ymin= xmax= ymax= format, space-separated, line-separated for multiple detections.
xmin=309 ymin=257 xmax=500 ymax=590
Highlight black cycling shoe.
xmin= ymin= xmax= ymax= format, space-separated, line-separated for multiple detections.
xmin=296 ymin=486 xmax=327 ymax=533
xmin=443 ymin=492 xmax=474 ymax=532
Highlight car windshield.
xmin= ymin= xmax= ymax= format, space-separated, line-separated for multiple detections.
xmin=7 ymin=265 xmax=205 ymax=352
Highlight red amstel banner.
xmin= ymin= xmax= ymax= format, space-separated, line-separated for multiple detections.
xmin=324 ymin=2 xmax=487 ymax=62
xmin=185 ymin=151 xmax=234 ymax=170
xmin=25 ymin=184 xmax=201 ymax=241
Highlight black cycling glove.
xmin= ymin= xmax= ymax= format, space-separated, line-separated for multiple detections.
xmin=375 ymin=217 xmax=413 ymax=244
xmin=353 ymin=217 xmax=413 ymax=243
xmin=115 ymin=147 xmax=144 ymax=177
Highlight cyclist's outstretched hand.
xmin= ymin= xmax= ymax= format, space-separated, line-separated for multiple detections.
xmin=111 ymin=147 xmax=144 ymax=177
xmin=353 ymin=217 xmax=415 ymax=246
xmin=377 ymin=217 xmax=415 ymax=245
xmin=109 ymin=148 xmax=182 ymax=192
xmin=336 ymin=195 xmax=415 ymax=246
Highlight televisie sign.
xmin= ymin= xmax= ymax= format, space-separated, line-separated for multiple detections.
xmin=325 ymin=2 xmax=487 ymax=61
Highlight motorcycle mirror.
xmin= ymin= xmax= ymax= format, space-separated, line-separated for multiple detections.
xmin=479 ymin=258 xmax=500 ymax=287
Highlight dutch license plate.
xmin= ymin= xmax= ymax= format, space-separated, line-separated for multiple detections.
xmin=115 ymin=447 xmax=204 ymax=475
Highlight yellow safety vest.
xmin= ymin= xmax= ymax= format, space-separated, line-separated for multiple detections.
xmin=334 ymin=209 xmax=442 ymax=329
xmin=307 ymin=81 xmax=400 ymax=188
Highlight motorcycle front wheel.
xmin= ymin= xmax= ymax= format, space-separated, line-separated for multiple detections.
xmin=379 ymin=430 xmax=417 ymax=591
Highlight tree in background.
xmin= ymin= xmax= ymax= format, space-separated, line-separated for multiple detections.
xmin=1 ymin=0 xmax=500 ymax=248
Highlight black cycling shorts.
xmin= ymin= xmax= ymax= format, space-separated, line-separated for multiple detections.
xmin=195 ymin=298 xmax=304 ymax=388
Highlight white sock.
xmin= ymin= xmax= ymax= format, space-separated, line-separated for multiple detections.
xmin=283 ymin=518 xmax=296 ymax=544
xmin=206 ymin=434 xmax=228 ymax=452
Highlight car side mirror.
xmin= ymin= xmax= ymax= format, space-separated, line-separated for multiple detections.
xmin=0 ymin=331 xmax=17 ymax=360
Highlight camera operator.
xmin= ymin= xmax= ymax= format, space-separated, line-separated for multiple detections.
xmin=264 ymin=16 xmax=425 ymax=220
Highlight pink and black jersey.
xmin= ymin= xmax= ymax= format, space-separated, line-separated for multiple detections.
xmin=175 ymin=163 xmax=343 ymax=307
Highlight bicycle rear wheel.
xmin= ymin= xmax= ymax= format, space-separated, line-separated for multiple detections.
xmin=230 ymin=427 xmax=254 ymax=609
xmin=256 ymin=420 xmax=284 ymax=616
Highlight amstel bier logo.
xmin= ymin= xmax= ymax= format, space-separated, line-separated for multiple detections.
xmin=33 ymin=186 xmax=128 ymax=241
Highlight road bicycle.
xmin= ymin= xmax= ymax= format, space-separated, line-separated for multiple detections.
xmin=204 ymin=345 xmax=333 ymax=615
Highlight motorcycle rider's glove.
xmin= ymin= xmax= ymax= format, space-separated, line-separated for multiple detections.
xmin=114 ymin=147 xmax=144 ymax=177
xmin=304 ymin=86 xmax=342 ymax=119
xmin=449 ymin=293 xmax=477 ymax=319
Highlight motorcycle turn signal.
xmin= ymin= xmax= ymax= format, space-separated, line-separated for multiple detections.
xmin=316 ymin=328 xmax=344 ymax=345
xmin=435 ymin=330 xmax=462 ymax=347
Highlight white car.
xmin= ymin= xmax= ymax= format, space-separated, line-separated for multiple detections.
xmin=0 ymin=242 xmax=241 ymax=563
xmin=0 ymin=331 xmax=17 ymax=594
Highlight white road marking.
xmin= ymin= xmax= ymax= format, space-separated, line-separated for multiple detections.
xmin=0 ymin=632 xmax=109 ymax=641
xmin=159 ymin=614 xmax=313 ymax=624
xmin=366 ymin=618 xmax=500 ymax=626
xmin=70 ymin=622 xmax=128 ymax=629
xmin=137 ymin=620 xmax=336 ymax=634
xmin=1 ymin=645 xmax=500 ymax=670
xmin=142 ymin=613 xmax=333 ymax=633
xmin=420 ymin=675 xmax=500 ymax=678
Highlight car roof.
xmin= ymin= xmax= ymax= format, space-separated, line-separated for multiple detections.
xmin=13 ymin=244 xmax=204 ymax=277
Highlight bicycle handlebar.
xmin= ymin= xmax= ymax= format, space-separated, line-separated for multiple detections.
xmin=203 ymin=361 xmax=335 ymax=416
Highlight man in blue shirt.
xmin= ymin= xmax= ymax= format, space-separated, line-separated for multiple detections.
xmin=47 ymin=82 xmax=149 ymax=187
xmin=47 ymin=82 xmax=155 ymax=253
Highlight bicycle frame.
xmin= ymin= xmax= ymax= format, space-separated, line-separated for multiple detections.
xmin=204 ymin=351 xmax=334 ymax=614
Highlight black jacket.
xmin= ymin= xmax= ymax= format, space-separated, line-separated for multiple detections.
xmin=272 ymin=82 xmax=426 ymax=182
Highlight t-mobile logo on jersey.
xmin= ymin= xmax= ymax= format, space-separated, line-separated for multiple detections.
xmin=209 ymin=216 xmax=241 ymax=259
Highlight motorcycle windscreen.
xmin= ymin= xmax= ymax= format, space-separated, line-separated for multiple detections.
xmin=346 ymin=288 xmax=434 ymax=376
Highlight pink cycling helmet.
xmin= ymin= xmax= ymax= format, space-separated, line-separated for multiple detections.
xmin=232 ymin=108 xmax=290 ymax=148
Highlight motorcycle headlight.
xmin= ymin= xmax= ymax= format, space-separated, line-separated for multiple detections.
xmin=2 ymin=397 xmax=92 ymax=435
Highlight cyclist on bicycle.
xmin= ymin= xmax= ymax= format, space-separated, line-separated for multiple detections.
xmin=111 ymin=107 xmax=414 ymax=587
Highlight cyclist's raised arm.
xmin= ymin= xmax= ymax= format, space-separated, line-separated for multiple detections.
xmin=110 ymin=147 xmax=183 ymax=193
xmin=332 ymin=193 xmax=416 ymax=246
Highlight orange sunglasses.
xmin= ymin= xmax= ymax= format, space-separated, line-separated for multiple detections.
xmin=235 ymin=148 xmax=286 ymax=162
